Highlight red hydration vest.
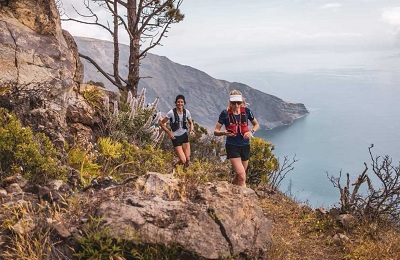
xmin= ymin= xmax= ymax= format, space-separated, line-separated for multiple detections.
xmin=226 ymin=107 xmax=249 ymax=135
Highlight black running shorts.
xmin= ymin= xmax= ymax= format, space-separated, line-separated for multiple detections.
xmin=172 ymin=132 xmax=189 ymax=147
xmin=225 ymin=144 xmax=251 ymax=161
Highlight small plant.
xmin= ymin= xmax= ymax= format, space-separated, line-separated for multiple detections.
xmin=342 ymin=224 xmax=400 ymax=260
xmin=1 ymin=201 xmax=62 ymax=259
xmin=67 ymin=146 xmax=101 ymax=187
xmin=82 ymin=87 xmax=104 ymax=109
xmin=130 ymin=243 xmax=193 ymax=260
xmin=74 ymin=216 xmax=191 ymax=259
xmin=97 ymin=137 xmax=123 ymax=173
xmin=74 ymin=216 xmax=131 ymax=259
xmin=302 ymin=211 xmax=340 ymax=235
xmin=170 ymin=159 xmax=233 ymax=201
xmin=0 ymin=108 xmax=65 ymax=184
xmin=101 ymin=88 xmax=164 ymax=148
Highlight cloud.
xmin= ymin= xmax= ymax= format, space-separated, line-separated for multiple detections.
xmin=318 ymin=3 xmax=343 ymax=10
xmin=382 ymin=7 xmax=400 ymax=26
xmin=381 ymin=7 xmax=400 ymax=47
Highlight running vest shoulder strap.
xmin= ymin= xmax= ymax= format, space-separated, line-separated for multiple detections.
xmin=240 ymin=107 xmax=247 ymax=124
xmin=227 ymin=107 xmax=248 ymax=134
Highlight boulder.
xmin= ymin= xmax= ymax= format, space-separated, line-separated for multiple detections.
xmin=96 ymin=172 xmax=272 ymax=259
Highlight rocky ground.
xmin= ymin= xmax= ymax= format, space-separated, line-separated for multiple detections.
xmin=2 ymin=173 xmax=399 ymax=259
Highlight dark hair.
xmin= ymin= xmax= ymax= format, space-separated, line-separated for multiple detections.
xmin=175 ymin=94 xmax=186 ymax=104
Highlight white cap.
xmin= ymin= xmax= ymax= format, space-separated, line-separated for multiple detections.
xmin=229 ymin=95 xmax=242 ymax=102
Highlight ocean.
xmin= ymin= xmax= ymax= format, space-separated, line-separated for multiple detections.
xmin=214 ymin=49 xmax=400 ymax=208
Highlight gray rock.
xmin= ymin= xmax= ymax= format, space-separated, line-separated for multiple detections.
xmin=96 ymin=173 xmax=271 ymax=259
xmin=12 ymin=216 xmax=35 ymax=235
xmin=0 ymin=189 xmax=7 ymax=197
xmin=332 ymin=233 xmax=350 ymax=246
xmin=0 ymin=174 xmax=27 ymax=189
xmin=336 ymin=213 xmax=356 ymax=229
xmin=0 ymin=0 xmax=100 ymax=150
xmin=48 ymin=179 xmax=65 ymax=191
xmin=6 ymin=183 xmax=23 ymax=194
xmin=52 ymin=221 xmax=71 ymax=239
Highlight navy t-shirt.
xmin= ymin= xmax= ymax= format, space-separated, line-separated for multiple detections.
xmin=218 ymin=107 xmax=255 ymax=146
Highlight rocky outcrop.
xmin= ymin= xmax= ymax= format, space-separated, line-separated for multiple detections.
xmin=97 ymin=173 xmax=272 ymax=259
xmin=0 ymin=0 xmax=97 ymax=149
xmin=0 ymin=0 xmax=75 ymax=86
xmin=0 ymin=172 xmax=272 ymax=259
xmin=75 ymin=36 xmax=309 ymax=130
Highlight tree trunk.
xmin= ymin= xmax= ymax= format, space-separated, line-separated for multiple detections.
xmin=113 ymin=0 xmax=121 ymax=87
xmin=127 ymin=0 xmax=139 ymax=96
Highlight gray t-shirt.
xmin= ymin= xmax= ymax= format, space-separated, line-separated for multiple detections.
xmin=166 ymin=108 xmax=192 ymax=137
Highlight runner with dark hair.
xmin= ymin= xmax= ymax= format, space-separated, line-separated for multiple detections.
xmin=159 ymin=95 xmax=195 ymax=167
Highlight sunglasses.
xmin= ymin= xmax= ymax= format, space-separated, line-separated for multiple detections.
xmin=230 ymin=101 xmax=242 ymax=105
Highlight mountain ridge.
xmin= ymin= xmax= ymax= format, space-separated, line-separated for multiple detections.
xmin=74 ymin=36 xmax=309 ymax=130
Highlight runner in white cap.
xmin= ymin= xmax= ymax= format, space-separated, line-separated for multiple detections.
xmin=213 ymin=90 xmax=259 ymax=187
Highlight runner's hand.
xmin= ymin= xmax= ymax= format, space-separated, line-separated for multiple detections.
xmin=225 ymin=130 xmax=235 ymax=137
xmin=243 ymin=131 xmax=253 ymax=139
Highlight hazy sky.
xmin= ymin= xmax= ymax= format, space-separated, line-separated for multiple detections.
xmin=61 ymin=0 xmax=400 ymax=77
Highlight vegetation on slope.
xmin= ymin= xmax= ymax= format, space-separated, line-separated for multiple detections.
xmin=0 ymin=89 xmax=399 ymax=259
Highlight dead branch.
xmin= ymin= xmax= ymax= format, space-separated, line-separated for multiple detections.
xmin=328 ymin=144 xmax=400 ymax=224
xmin=270 ymin=155 xmax=298 ymax=191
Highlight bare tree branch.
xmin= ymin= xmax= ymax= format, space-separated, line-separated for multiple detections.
xmin=78 ymin=53 xmax=123 ymax=91
xmin=63 ymin=0 xmax=184 ymax=95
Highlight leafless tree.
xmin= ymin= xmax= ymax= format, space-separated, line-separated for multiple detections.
xmin=270 ymin=155 xmax=298 ymax=191
xmin=247 ymin=155 xmax=298 ymax=192
xmin=62 ymin=0 xmax=184 ymax=96
xmin=328 ymin=144 xmax=400 ymax=224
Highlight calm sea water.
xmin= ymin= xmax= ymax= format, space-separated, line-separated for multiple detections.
xmin=216 ymin=50 xmax=400 ymax=208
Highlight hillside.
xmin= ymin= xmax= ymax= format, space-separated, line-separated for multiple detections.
xmin=74 ymin=37 xmax=309 ymax=130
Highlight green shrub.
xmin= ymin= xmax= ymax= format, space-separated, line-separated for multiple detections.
xmin=188 ymin=122 xmax=224 ymax=163
xmin=82 ymin=87 xmax=103 ymax=109
xmin=74 ymin=216 xmax=129 ymax=259
xmin=114 ymin=143 xmax=174 ymax=177
xmin=75 ymin=216 xmax=194 ymax=259
xmin=97 ymin=137 xmax=123 ymax=173
xmin=67 ymin=137 xmax=173 ymax=186
xmin=67 ymin=146 xmax=101 ymax=187
xmin=0 ymin=108 xmax=65 ymax=184
xmin=247 ymin=137 xmax=279 ymax=187
xmin=93 ymin=139 xmax=174 ymax=179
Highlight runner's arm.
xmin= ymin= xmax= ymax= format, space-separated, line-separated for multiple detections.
xmin=159 ymin=116 xmax=174 ymax=139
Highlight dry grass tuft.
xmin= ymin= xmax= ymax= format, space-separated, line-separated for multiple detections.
xmin=0 ymin=201 xmax=62 ymax=260
xmin=260 ymin=190 xmax=400 ymax=260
